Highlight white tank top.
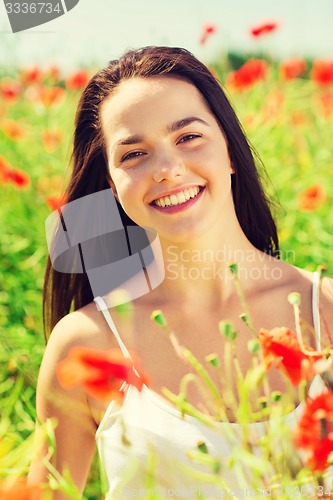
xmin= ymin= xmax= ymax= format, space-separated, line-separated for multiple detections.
xmin=94 ymin=272 xmax=324 ymax=499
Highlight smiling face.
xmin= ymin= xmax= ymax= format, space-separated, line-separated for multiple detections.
xmin=100 ymin=76 xmax=236 ymax=243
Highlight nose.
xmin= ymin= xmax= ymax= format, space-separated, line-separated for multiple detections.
xmin=152 ymin=150 xmax=185 ymax=183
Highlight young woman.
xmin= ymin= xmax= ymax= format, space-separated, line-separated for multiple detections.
xmin=28 ymin=46 xmax=333 ymax=498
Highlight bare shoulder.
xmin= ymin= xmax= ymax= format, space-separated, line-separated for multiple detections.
xmin=261 ymin=261 xmax=316 ymax=322
xmin=46 ymin=301 xmax=116 ymax=355
xmin=287 ymin=266 xmax=333 ymax=345
xmin=296 ymin=269 xmax=333 ymax=310
xmin=274 ymin=261 xmax=330 ymax=291
xmin=37 ymin=302 xmax=118 ymax=399
xmin=277 ymin=263 xmax=332 ymax=306
xmin=263 ymin=259 xmax=315 ymax=296
xmin=321 ymin=275 xmax=333 ymax=303
xmin=36 ymin=301 xmax=119 ymax=424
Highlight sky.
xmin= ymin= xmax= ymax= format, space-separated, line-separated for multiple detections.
xmin=0 ymin=0 xmax=333 ymax=71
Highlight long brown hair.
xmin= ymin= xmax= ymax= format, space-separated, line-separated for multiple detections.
xmin=43 ymin=46 xmax=279 ymax=338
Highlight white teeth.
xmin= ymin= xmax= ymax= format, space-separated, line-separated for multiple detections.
xmin=177 ymin=192 xmax=186 ymax=204
xmin=154 ymin=187 xmax=201 ymax=207
xmin=184 ymin=190 xmax=191 ymax=201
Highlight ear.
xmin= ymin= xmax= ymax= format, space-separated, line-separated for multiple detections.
xmin=230 ymin=161 xmax=235 ymax=174
xmin=107 ymin=177 xmax=119 ymax=201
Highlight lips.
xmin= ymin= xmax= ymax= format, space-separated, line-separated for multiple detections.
xmin=151 ymin=186 xmax=202 ymax=208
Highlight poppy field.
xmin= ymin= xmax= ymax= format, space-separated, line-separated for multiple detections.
xmin=0 ymin=51 xmax=333 ymax=497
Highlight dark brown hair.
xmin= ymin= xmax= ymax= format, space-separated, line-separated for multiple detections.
xmin=43 ymin=45 xmax=279 ymax=338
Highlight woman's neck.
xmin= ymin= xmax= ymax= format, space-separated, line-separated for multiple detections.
xmin=155 ymin=226 xmax=269 ymax=307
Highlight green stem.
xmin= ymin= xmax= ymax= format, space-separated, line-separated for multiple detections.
xmin=182 ymin=348 xmax=224 ymax=406
xmin=223 ymin=340 xmax=238 ymax=417
xmin=233 ymin=275 xmax=257 ymax=337
xmin=162 ymin=387 xmax=218 ymax=427
xmin=293 ymin=303 xmax=321 ymax=356
xmin=42 ymin=460 xmax=83 ymax=500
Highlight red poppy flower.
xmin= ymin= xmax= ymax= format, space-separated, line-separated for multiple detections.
xmin=200 ymin=23 xmax=217 ymax=45
xmin=45 ymin=194 xmax=67 ymax=211
xmin=1 ymin=120 xmax=27 ymax=141
xmin=20 ymin=66 xmax=44 ymax=85
xmin=298 ymin=184 xmax=325 ymax=212
xmin=6 ymin=169 xmax=31 ymax=189
xmin=65 ymin=69 xmax=90 ymax=90
xmin=250 ymin=22 xmax=278 ymax=37
xmin=226 ymin=59 xmax=268 ymax=90
xmin=280 ymin=58 xmax=307 ymax=80
xmin=0 ymin=156 xmax=12 ymax=184
xmin=57 ymin=347 xmax=149 ymax=402
xmin=311 ymin=60 xmax=333 ymax=86
xmin=0 ymin=79 xmax=21 ymax=102
xmin=42 ymin=128 xmax=63 ymax=152
xmin=0 ymin=478 xmax=41 ymax=499
xmin=294 ymin=392 xmax=333 ymax=471
xmin=37 ymin=86 xmax=66 ymax=107
xmin=259 ymin=327 xmax=323 ymax=386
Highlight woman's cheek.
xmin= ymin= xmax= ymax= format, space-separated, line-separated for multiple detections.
xmin=114 ymin=176 xmax=141 ymax=212
xmin=111 ymin=170 xmax=131 ymax=197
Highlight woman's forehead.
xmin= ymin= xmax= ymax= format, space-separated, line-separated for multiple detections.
xmin=101 ymin=76 xmax=211 ymax=133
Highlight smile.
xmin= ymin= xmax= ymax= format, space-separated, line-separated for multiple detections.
xmin=152 ymin=186 xmax=202 ymax=208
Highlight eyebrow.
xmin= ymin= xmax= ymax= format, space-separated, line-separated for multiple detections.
xmin=167 ymin=116 xmax=209 ymax=133
xmin=114 ymin=116 xmax=210 ymax=147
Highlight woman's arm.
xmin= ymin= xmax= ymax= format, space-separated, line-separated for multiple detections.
xmin=28 ymin=313 xmax=98 ymax=498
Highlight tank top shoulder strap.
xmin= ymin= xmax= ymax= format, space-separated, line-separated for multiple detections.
xmin=312 ymin=271 xmax=321 ymax=350
xmin=93 ymin=296 xmax=132 ymax=360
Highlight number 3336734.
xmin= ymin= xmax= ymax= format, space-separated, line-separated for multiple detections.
xmin=5 ymin=3 xmax=62 ymax=14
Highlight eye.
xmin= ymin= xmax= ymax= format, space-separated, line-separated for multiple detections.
xmin=178 ymin=133 xmax=202 ymax=144
xmin=120 ymin=151 xmax=146 ymax=163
